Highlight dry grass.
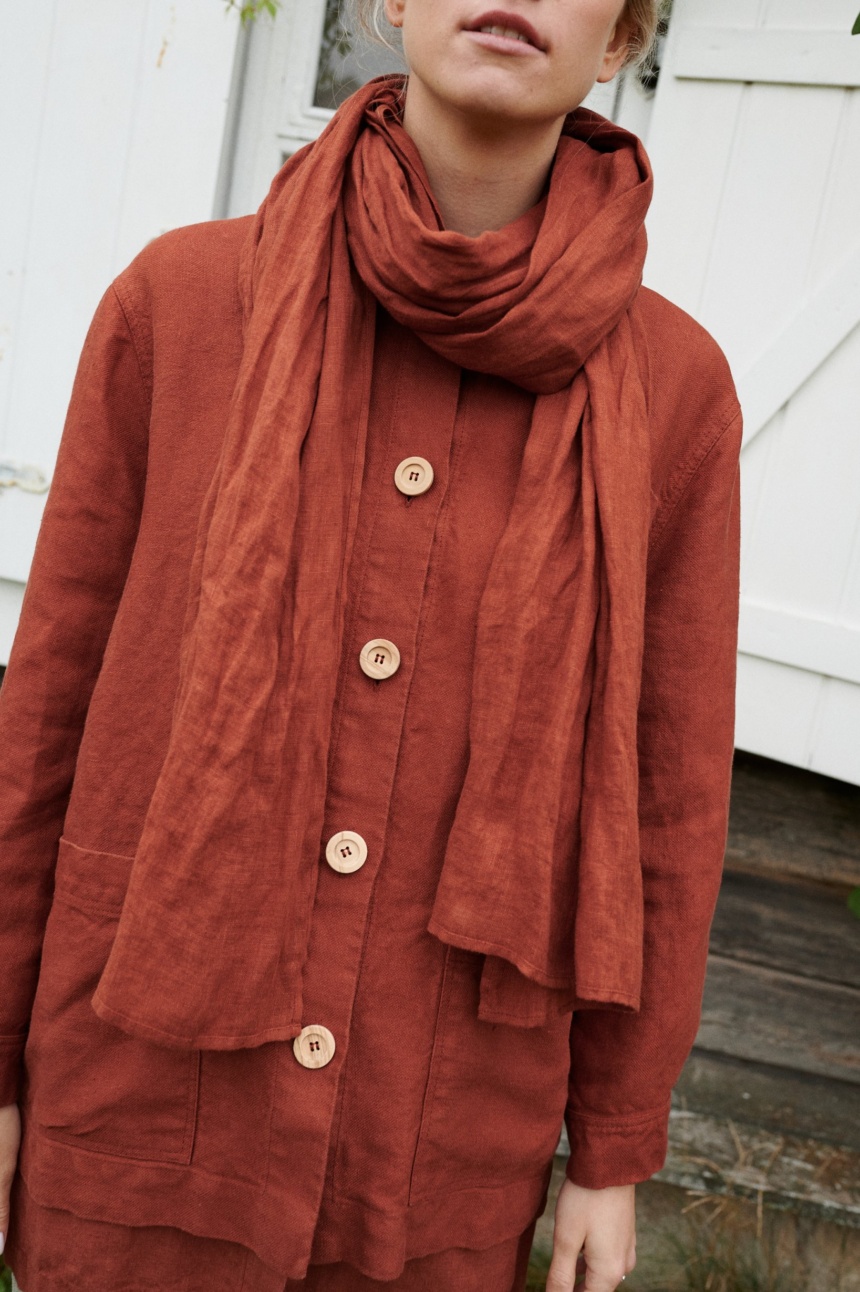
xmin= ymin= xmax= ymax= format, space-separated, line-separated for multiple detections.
xmin=526 ymin=1188 xmax=809 ymax=1292
xmin=640 ymin=1191 xmax=805 ymax=1291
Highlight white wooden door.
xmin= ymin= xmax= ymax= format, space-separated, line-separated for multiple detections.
xmin=643 ymin=0 xmax=860 ymax=786
xmin=224 ymin=0 xmax=410 ymax=216
xmin=0 ymin=0 xmax=241 ymax=663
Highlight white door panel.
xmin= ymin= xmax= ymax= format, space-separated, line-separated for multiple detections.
xmin=644 ymin=0 xmax=860 ymax=784
xmin=0 ymin=1 xmax=240 ymax=657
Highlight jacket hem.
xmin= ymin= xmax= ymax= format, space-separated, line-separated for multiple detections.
xmin=310 ymin=1162 xmax=554 ymax=1280
xmin=18 ymin=1120 xmax=555 ymax=1283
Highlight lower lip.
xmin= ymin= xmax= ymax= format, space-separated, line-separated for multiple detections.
xmin=463 ymin=29 xmax=544 ymax=57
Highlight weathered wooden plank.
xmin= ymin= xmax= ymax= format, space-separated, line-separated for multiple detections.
xmin=660 ymin=1107 xmax=860 ymax=1230
xmin=676 ymin=1049 xmax=860 ymax=1153
xmin=711 ymin=870 xmax=860 ymax=989
xmin=558 ymin=1104 xmax=860 ymax=1229
xmin=698 ymin=955 xmax=860 ymax=1084
xmin=726 ymin=750 xmax=860 ymax=887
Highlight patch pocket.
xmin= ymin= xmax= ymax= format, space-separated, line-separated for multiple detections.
xmin=23 ymin=836 xmax=200 ymax=1164
xmin=407 ymin=948 xmax=571 ymax=1205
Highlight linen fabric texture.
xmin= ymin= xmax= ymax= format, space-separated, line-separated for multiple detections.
xmin=90 ymin=74 xmax=656 ymax=1051
xmin=0 ymin=74 xmax=742 ymax=1282
xmin=5 ymin=1168 xmax=539 ymax=1291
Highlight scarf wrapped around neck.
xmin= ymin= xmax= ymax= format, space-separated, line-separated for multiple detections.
xmin=92 ymin=74 xmax=654 ymax=1049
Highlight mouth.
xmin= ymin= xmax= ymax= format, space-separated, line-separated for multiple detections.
xmin=464 ymin=10 xmax=547 ymax=54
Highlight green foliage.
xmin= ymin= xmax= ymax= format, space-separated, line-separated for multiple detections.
xmin=224 ymin=0 xmax=281 ymax=24
xmin=848 ymin=886 xmax=860 ymax=919
xmin=0 ymin=1255 xmax=10 ymax=1292
xmin=853 ymin=12 xmax=860 ymax=35
xmin=315 ymin=0 xmax=355 ymax=110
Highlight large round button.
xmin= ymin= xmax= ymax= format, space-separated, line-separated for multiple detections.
xmin=394 ymin=456 xmax=434 ymax=497
xmin=293 ymin=1024 xmax=336 ymax=1069
xmin=359 ymin=638 xmax=400 ymax=680
xmin=325 ymin=829 xmax=368 ymax=874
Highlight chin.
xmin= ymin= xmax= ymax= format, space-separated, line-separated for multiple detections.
xmin=435 ymin=74 xmax=551 ymax=125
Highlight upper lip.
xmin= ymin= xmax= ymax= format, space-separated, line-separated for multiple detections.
xmin=465 ymin=10 xmax=547 ymax=51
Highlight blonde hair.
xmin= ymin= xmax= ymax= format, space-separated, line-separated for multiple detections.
xmin=350 ymin=0 xmax=666 ymax=73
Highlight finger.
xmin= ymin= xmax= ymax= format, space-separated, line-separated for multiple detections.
xmin=0 ymin=1103 xmax=22 ymax=1257
xmin=583 ymin=1256 xmax=631 ymax=1291
xmin=546 ymin=1233 xmax=586 ymax=1291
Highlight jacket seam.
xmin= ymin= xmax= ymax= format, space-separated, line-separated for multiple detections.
xmin=110 ymin=279 xmax=153 ymax=406
xmin=566 ymin=1099 xmax=670 ymax=1130
xmin=648 ymin=402 xmax=742 ymax=552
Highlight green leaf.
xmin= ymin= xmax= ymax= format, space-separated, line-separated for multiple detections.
xmin=223 ymin=0 xmax=281 ymax=24
xmin=848 ymin=887 xmax=860 ymax=919
xmin=853 ymin=12 xmax=860 ymax=35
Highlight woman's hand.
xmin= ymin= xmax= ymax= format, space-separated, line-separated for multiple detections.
xmin=547 ymin=1177 xmax=637 ymax=1291
xmin=0 ymin=1102 xmax=22 ymax=1258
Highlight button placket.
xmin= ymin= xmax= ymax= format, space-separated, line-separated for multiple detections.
xmin=287 ymin=330 xmax=462 ymax=1216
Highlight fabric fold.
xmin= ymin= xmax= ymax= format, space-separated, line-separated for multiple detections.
xmin=92 ymin=73 xmax=654 ymax=1048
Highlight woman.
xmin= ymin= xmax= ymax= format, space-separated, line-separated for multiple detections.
xmin=0 ymin=0 xmax=743 ymax=1289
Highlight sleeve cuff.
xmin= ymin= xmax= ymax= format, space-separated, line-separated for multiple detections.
xmin=563 ymin=1098 xmax=671 ymax=1188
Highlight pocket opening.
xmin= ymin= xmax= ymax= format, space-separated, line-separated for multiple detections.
xmin=24 ymin=837 xmax=201 ymax=1165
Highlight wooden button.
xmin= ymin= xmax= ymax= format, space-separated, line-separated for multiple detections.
xmin=394 ymin=456 xmax=434 ymax=497
xmin=325 ymin=830 xmax=368 ymax=874
xmin=293 ymin=1024 xmax=336 ymax=1069
xmin=359 ymin=638 xmax=400 ymax=680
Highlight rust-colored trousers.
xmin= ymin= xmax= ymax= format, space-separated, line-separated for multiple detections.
xmin=7 ymin=1170 xmax=539 ymax=1291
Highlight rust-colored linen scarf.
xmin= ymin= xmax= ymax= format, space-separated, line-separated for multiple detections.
xmin=92 ymin=74 xmax=654 ymax=1049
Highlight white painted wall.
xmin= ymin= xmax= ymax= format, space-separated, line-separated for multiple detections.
xmin=0 ymin=0 xmax=241 ymax=661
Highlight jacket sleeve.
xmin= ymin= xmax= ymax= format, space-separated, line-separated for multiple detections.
xmin=0 ymin=282 xmax=149 ymax=1106
xmin=564 ymin=399 xmax=743 ymax=1188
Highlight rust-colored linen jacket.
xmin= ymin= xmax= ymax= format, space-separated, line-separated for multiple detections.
xmin=0 ymin=214 xmax=742 ymax=1282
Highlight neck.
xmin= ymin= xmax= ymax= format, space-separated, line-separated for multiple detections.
xmin=400 ymin=77 xmax=564 ymax=237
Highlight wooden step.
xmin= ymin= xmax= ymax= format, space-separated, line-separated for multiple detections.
xmin=700 ymin=868 xmax=860 ymax=1085
xmin=676 ymin=1048 xmax=860 ymax=1153
xmin=658 ymin=1106 xmax=860 ymax=1230
xmin=710 ymin=868 xmax=860 ymax=989
xmin=556 ymin=1104 xmax=860 ymax=1229
xmin=727 ymin=750 xmax=860 ymax=887
xmin=698 ymin=953 xmax=860 ymax=1084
